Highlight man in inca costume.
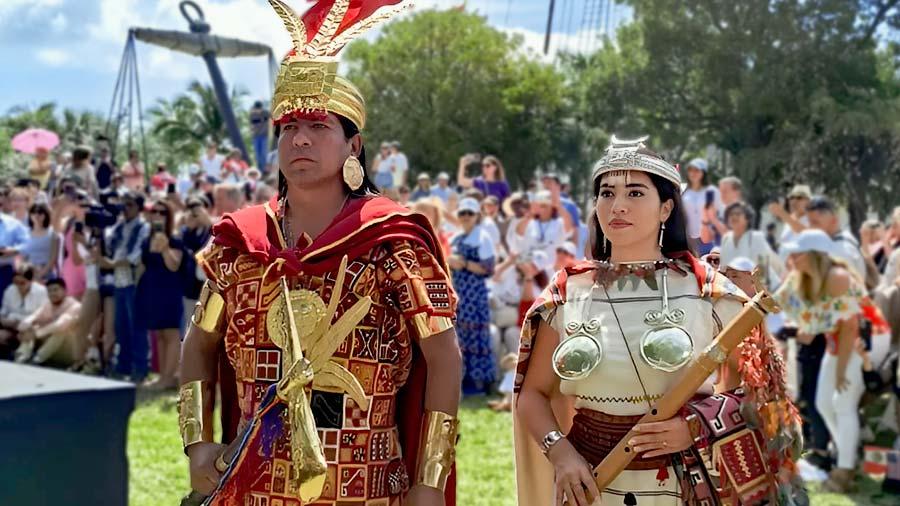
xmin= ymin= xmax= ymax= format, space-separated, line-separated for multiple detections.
xmin=177 ymin=2 xmax=462 ymax=505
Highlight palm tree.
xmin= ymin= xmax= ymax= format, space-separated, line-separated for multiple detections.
xmin=148 ymin=80 xmax=248 ymax=164
xmin=0 ymin=103 xmax=105 ymax=177
xmin=61 ymin=108 xmax=105 ymax=148
xmin=2 ymin=102 xmax=62 ymax=134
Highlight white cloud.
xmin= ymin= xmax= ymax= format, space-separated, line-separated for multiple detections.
xmin=0 ymin=0 xmax=65 ymax=25
xmin=50 ymin=12 xmax=67 ymax=32
xmin=35 ymin=48 xmax=69 ymax=67
xmin=87 ymin=0 xmax=139 ymax=44
xmin=146 ymin=47 xmax=192 ymax=80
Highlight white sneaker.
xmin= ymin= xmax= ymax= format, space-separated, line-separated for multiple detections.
xmin=13 ymin=341 xmax=34 ymax=363
xmin=797 ymin=458 xmax=829 ymax=483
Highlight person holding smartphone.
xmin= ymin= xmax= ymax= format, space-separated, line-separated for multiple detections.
xmin=99 ymin=191 xmax=150 ymax=382
xmin=136 ymin=199 xmax=184 ymax=390
xmin=59 ymin=196 xmax=88 ymax=300
xmin=775 ymin=229 xmax=880 ymax=492
xmin=680 ymin=158 xmax=722 ymax=255
xmin=457 ymin=153 xmax=511 ymax=203
xmin=179 ymin=196 xmax=212 ymax=332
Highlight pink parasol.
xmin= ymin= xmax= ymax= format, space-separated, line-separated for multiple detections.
xmin=11 ymin=128 xmax=60 ymax=155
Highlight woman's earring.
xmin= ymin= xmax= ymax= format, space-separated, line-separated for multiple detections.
xmin=603 ymin=238 xmax=608 ymax=256
xmin=342 ymin=155 xmax=364 ymax=191
xmin=658 ymin=222 xmax=666 ymax=248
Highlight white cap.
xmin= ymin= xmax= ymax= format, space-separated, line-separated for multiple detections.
xmin=780 ymin=229 xmax=836 ymax=256
xmin=557 ymin=241 xmax=577 ymax=257
xmin=437 ymin=172 xmax=450 ymax=180
xmin=457 ymin=197 xmax=480 ymax=215
xmin=533 ymin=190 xmax=552 ymax=204
xmin=687 ymin=158 xmax=708 ymax=172
xmin=417 ymin=172 xmax=430 ymax=180
xmin=726 ymin=256 xmax=756 ymax=272
xmin=530 ymin=250 xmax=552 ymax=272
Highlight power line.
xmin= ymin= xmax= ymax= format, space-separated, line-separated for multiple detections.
xmin=543 ymin=0 xmax=557 ymax=55
xmin=585 ymin=0 xmax=601 ymax=53
xmin=605 ymin=0 xmax=613 ymax=36
xmin=577 ymin=0 xmax=591 ymax=53
xmin=564 ymin=0 xmax=577 ymax=53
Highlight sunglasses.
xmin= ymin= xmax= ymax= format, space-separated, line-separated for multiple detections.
xmin=458 ymin=210 xmax=476 ymax=217
xmin=150 ymin=209 xmax=168 ymax=216
xmin=707 ymin=257 xmax=721 ymax=267
xmin=788 ymin=195 xmax=807 ymax=200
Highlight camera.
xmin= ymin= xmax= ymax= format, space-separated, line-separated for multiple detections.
xmin=82 ymin=202 xmax=119 ymax=230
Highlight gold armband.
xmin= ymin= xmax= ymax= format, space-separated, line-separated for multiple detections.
xmin=178 ymin=380 xmax=209 ymax=453
xmin=410 ymin=313 xmax=454 ymax=340
xmin=416 ymin=410 xmax=459 ymax=491
xmin=191 ymin=281 xmax=226 ymax=333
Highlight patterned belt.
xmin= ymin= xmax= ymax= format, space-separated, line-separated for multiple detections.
xmin=568 ymin=409 xmax=670 ymax=471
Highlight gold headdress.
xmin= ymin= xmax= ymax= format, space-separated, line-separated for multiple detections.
xmin=591 ymin=135 xmax=682 ymax=187
xmin=268 ymin=0 xmax=412 ymax=130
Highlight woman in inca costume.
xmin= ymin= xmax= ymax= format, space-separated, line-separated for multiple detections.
xmin=514 ymin=137 xmax=802 ymax=506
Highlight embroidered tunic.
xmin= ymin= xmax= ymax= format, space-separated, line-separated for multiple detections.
xmin=198 ymin=199 xmax=456 ymax=505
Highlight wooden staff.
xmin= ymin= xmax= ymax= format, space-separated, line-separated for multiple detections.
xmin=589 ymin=288 xmax=779 ymax=492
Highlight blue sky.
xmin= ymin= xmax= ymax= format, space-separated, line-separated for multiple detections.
xmin=0 ymin=0 xmax=630 ymax=116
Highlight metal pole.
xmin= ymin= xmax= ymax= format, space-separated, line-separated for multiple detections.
xmin=106 ymin=34 xmax=132 ymax=156
xmin=126 ymin=36 xmax=135 ymax=159
xmin=180 ymin=0 xmax=249 ymax=161
xmin=132 ymin=34 xmax=149 ymax=174
xmin=202 ymin=52 xmax=249 ymax=161
xmin=543 ymin=0 xmax=557 ymax=55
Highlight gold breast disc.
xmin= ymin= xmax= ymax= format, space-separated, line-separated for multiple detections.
xmin=267 ymin=289 xmax=327 ymax=356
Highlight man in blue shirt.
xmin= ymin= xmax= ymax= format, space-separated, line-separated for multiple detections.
xmin=541 ymin=173 xmax=580 ymax=240
xmin=430 ymin=172 xmax=457 ymax=204
xmin=99 ymin=192 xmax=150 ymax=381
xmin=0 ymin=202 xmax=30 ymax=296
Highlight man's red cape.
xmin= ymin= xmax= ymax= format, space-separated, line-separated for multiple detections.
xmin=211 ymin=195 xmax=455 ymax=504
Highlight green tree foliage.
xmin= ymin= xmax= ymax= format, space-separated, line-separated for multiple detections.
xmin=147 ymin=80 xmax=250 ymax=168
xmin=344 ymin=9 xmax=579 ymax=189
xmin=0 ymin=103 xmax=106 ymax=178
xmin=571 ymin=0 xmax=900 ymax=227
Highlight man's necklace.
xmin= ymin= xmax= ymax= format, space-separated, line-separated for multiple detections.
xmin=281 ymin=194 xmax=350 ymax=248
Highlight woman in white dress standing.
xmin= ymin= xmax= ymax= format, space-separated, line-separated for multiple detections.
xmin=718 ymin=201 xmax=785 ymax=285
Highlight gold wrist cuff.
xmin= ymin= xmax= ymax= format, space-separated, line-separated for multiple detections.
xmin=411 ymin=313 xmax=454 ymax=340
xmin=178 ymin=380 xmax=209 ymax=453
xmin=416 ymin=410 xmax=459 ymax=491
xmin=192 ymin=282 xmax=226 ymax=333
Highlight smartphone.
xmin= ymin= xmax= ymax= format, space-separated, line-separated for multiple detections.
xmin=151 ymin=222 xmax=165 ymax=235
xmin=167 ymin=183 xmax=176 ymax=195
xmin=74 ymin=222 xmax=85 ymax=234
xmin=860 ymin=319 xmax=873 ymax=351
xmin=705 ymin=189 xmax=715 ymax=208
xmin=779 ymin=326 xmax=798 ymax=342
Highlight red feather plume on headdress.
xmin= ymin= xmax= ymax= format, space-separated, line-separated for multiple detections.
xmin=300 ymin=0 xmax=405 ymax=44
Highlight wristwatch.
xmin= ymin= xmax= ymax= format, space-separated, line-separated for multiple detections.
xmin=540 ymin=430 xmax=565 ymax=455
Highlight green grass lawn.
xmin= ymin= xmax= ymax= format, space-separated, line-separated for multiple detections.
xmin=128 ymin=392 xmax=888 ymax=505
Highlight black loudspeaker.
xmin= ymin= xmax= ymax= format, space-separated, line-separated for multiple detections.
xmin=0 ymin=362 xmax=135 ymax=506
